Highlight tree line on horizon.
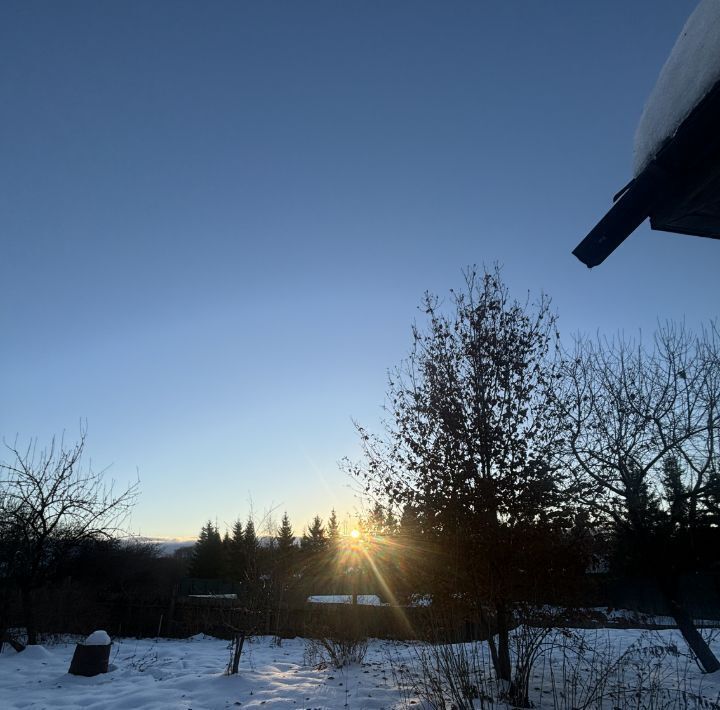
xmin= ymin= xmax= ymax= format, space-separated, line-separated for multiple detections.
xmin=183 ymin=503 xmax=410 ymax=600
xmin=185 ymin=509 xmax=342 ymax=582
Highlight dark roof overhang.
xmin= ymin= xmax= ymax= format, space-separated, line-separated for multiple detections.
xmin=573 ymin=77 xmax=720 ymax=268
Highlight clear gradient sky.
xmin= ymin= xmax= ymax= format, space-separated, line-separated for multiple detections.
xmin=1 ymin=0 xmax=717 ymax=540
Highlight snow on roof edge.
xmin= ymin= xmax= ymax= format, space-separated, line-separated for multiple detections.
xmin=633 ymin=0 xmax=720 ymax=176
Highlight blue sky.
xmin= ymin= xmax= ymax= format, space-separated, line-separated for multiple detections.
xmin=1 ymin=0 xmax=716 ymax=540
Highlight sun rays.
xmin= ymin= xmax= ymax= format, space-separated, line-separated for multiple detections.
xmin=327 ymin=529 xmax=416 ymax=636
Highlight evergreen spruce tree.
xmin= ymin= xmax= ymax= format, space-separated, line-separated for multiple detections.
xmin=327 ymin=509 xmax=340 ymax=542
xmin=232 ymin=519 xmax=244 ymax=543
xmin=189 ymin=521 xmax=224 ymax=579
xmin=228 ymin=518 xmax=246 ymax=581
xmin=367 ymin=502 xmax=386 ymax=534
xmin=243 ymin=517 xmax=258 ymax=581
xmin=662 ymin=455 xmax=689 ymax=529
xmin=301 ymin=515 xmax=326 ymax=552
xmin=275 ymin=511 xmax=296 ymax=593
xmin=221 ymin=530 xmax=231 ymax=577
xmin=277 ymin=512 xmax=295 ymax=553
xmin=299 ymin=515 xmax=330 ymax=595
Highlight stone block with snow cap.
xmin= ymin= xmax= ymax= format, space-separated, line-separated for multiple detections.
xmin=68 ymin=630 xmax=112 ymax=677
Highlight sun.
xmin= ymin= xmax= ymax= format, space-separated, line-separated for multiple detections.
xmin=349 ymin=529 xmax=361 ymax=539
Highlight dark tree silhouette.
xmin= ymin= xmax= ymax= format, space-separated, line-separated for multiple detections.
xmin=276 ymin=512 xmax=295 ymax=554
xmin=227 ymin=519 xmax=246 ymax=581
xmin=189 ymin=521 xmax=224 ymax=579
xmin=274 ymin=511 xmax=296 ymax=602
xmin=301 ymin=515 xmax=326 ymax=552
xmin=556 ymin=324 xmax=720 ymax=673
xmin=365 ymin=502 xmax=386 ymax=535
xmin=327 ymin=509 xmax=340 ymax=542
xmin=0 ymin=430 xmax=138 ymax=644
xmin=243 ymin=517 xmax=258 ymax=583
xmin=348 ymin=267 xmax=575 ymax=704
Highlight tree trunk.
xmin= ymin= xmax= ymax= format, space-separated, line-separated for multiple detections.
xmin=229 ymin=632 xmax=245 ymax=675
xmin=659 ymin=576 xmax=719 ymax=673
xmin=495 ymin=602 xmax=512 ymax=684
xmin=481 ymin=607 xmax=501 ymax=673
xmin=494 ymin=601 xmax=532 ymax=706
xmin=21 ymin=586 xmax=38 ymax=646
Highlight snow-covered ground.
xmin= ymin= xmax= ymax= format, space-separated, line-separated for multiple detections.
xmin=1 ymin=628 xmax=719 ymax=709
xmin=0 ymin=634 xmax=408 ymax=709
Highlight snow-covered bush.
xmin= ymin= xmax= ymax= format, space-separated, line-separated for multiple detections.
xmin=303 ymin=634 xmax=368 ymax=669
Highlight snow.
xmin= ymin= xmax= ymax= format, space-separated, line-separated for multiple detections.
xmin=0 ymin=635 xmax=409 ymax=709
xmin=633 ymin=0 xmax=720 ymax=175
xmin=408 ymin=594 xmax=432 ymax=607
xmin=1 ymin=628 xmax=719 ymax=710
xmin=307 ymin=594 xmax=386 ymax=606
xmin=16 ymin=644 xmax=53 ymax=660
xmin=84 ymin=630 xmax=111 ymax=646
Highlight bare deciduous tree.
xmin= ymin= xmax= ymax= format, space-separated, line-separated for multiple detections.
xmin=0 ymin=428 xmax=138 ymax=644
xmin=556 ymin=323 xmax=720 ymax=673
